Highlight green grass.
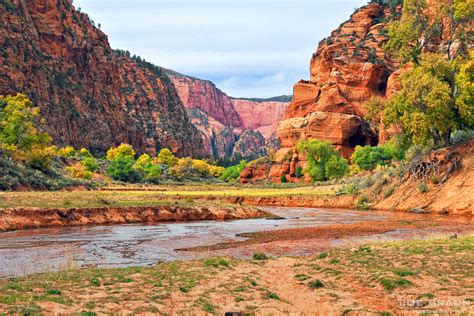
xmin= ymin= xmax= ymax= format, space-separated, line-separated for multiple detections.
xmin=0 ymin=184 xmax=335 ymax=209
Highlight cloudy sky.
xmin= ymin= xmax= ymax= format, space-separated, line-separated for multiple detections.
xmin=74 ymin=0 xmax=367 ymax=98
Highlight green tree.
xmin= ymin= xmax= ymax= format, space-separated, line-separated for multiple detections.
xmin=108 ymin=155 xmax=141 ymax=182
xmin=383 ymin=53 xmax=472 ymax=145
xmin=381 ymin=0 xmax=473 ymax=146
xmin=364 ymin=96 xmax=386 ymax=132
xmin=325 ymin=156 xmax=349 ymax=180
xmin=384 ymin=0 xmax=429 ymax=65
xmin=297 ymin=139 xmax=348 ymax=181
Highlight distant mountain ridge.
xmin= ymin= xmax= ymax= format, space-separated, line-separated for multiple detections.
xmin=166 ymin=72 xmax=289 ymax=160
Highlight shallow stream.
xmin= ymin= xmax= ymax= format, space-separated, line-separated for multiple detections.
xmin=0 ymin=207 xmax=471 ymax=277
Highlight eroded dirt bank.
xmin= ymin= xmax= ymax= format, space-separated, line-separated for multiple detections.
xmin=0 ymin=205 xmax=270 ymax=232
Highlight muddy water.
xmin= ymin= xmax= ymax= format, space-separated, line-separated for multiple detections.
xmin=0 ymin=207 xmax=472 ymax=277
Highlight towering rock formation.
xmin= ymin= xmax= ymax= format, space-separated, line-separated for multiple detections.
xmin=168 ymin=72 xmax=289 ymax=160
xmin=278 ymin=3 xmax=398 ymax=160
xmin=0 ymin=0 xmax=205 ymax=156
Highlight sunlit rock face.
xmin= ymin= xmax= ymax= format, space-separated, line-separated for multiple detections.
xmin=279 ymin=3 xmax=395 ymax=159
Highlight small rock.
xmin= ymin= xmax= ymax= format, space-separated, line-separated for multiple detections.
xmin=410 ymin=207 xmax=430 ymax=214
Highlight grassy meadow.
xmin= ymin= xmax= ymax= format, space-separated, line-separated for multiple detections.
xmin=0 ymin=184 xmax=336 ymax=209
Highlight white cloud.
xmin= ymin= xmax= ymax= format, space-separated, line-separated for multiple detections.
xmin=74 ymin=0 xmax=368 ymax=97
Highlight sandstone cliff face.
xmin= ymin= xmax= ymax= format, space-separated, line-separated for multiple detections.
xmin=0 ymin=0 xmax=205 ymax=156
xmin=169 ymin=73 xmax=289 ymax=160
xmin=171 ymin=76 xmax=244 ymax=128
xmin=279 ymin=3 xmax=396 ymax=160
xmin=232 ymin=99 xmax=288 ymax=140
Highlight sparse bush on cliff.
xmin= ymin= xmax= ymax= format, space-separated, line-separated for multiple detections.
xmin=297 ymin=139 xmax=349 ymax=182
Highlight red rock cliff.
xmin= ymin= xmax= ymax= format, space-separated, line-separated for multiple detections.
xmin=279 ymin=3 xmax=396 ymax=159
xmin=0 ymin=0 xmax=205 ymax=157
xmin=169 ymin=73 xmax=289 ymax=160
xmin=171 ymin=76 xmax=244 ymax=128
xmin=232 ymin=99 xmax=288 ymax=140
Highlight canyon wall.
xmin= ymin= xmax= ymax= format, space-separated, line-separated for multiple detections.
xmin=278 ymin=3 xmax=396 ymax=161
xmin=0 ymin=0 xmax=205 ymax=157
xmin=169 ymin=73 xmax=289 ymax=160
xmin=232 ymin=99 xmax=289 ymax=140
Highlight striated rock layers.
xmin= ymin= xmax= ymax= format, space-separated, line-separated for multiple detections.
xmin=169 ymin=74 xmax=289 ymax=160
xmin=0 ymin=0 xmax=205 ymax=156
xmin=278 ymin=3 xmax=396 ymax=161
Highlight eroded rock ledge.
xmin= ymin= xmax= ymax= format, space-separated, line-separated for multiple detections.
xmin=0 ymin=205 xmax=271 ymax=232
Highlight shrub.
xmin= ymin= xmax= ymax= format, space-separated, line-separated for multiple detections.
xmin=280 ymin=173 xmax=287 ymax=183
xmin=356 ymin=195 xmax=370 ymax=209
xmin=451 ymin=129 xmax=474 ymax=144
xmin=79 ymin=148 xmax=93 ymax=159
xmin=383 ymin=186 xmax=395 ymax=197
xmin=348 ymin=164 xmax=362 ymax=176
xmin=338 ymin=183 xmax=360 ymax=195
xmin=156 ymin=148 xmax=178 ymax=166
xmin=57 ymin=146 xmax=76 ymax=158
xmin=351 ymin=145 xmax=392 ymax=170
xmin=220 ymin=161 xmax=248 ymax=181
xmin=81 ymin=157 xmax=98 ymax=172
xmin=108 ymin=156 xmax=141 ymax=182
xmin=404 ymin=144 xmax=432 ymax=165
xmin=295 ymin=166 xmax=303 ymax=178
xmin=208 ymin=165 xmax=225 ymax=178
xmin=106 ymin=143 xmax=135 ymax=161
xmin=66 ymin=162 xmax=93 ymax=180
xmin=418 ymin=182 xmax=429 ymax=193
xmin=252 ymin=252 xmax=269 ymax=260
xmin=308 ymin=279 xmax=324 ymax=289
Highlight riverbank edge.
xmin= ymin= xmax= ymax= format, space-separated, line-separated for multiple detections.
xmin=171 ymin=195 xmax=473 ymax=217
xmin=0 ymin=204 xmax=272 ymax=232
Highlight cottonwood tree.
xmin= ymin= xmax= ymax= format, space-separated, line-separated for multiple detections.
xmin=380 ymin=0 xmax=473 ymax=146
